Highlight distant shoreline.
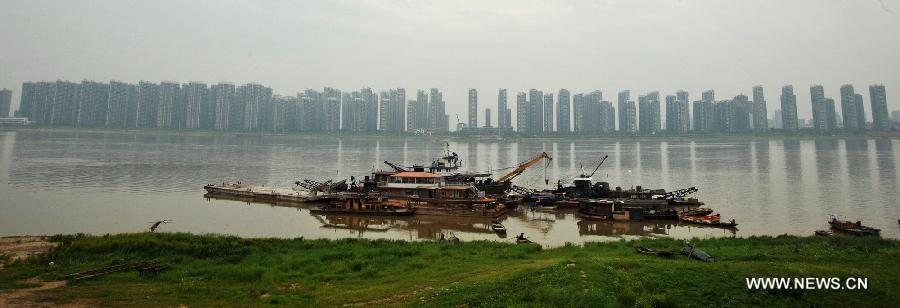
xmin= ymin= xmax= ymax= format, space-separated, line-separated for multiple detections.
xmin=2 ymin=126 xmax=898 ymax=142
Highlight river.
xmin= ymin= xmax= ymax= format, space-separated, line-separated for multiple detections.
xmin=0 ymin=130 xmax=897 ymax=247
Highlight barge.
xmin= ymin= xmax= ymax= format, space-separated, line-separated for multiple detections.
xmin=203 ymin=182 xmax=335 ymax=204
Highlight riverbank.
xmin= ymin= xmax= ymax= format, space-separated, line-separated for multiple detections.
xmin=1 ymin=233 xmax=897 ymax=306
xmin=3 ymin=126 xmax=898 ymax=142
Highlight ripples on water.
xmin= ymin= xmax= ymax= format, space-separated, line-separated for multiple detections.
xmin=0 ymin=130 xmax=897 ymax=247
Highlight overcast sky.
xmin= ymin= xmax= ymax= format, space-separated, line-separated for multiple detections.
xmin=1 ymin=0 xmax=898 ymax=125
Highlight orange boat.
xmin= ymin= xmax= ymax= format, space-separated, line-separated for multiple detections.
xmin=678 ymin=213 xmax=737 ymax=228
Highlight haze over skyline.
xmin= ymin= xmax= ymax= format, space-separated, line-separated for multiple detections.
xmin=2 ymin=0 xmax=898 ymax=125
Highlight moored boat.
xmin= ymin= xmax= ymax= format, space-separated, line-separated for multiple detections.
xmin=828 ymin=216 xmax=880 ymax=236
xmin=678 ymin=213 xmax=737 ymax=228
xmin=642 ymin=208 xmax=679 ymax=220
xmin=204 ymin=182 xmax=335 ymax=204
xmin=683 ymin=208 xmax=714 ymax=217
xmin=577 ymin=199 xmax=614 ymax=221
xmin=490 ymin=221 xmax=507 ymax=233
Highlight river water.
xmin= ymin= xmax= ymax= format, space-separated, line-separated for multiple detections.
xmin=0 ymin=130 xmax=897 ymax=247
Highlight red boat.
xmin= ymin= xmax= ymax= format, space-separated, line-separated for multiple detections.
xmin=678 ymin=213 xmax=737 ymax=228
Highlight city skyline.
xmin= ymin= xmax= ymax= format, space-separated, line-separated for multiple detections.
xmin=8 ymin=79 xmax=895 ymax=133
xmin=2 ymin=1 xmax=899 ymax=122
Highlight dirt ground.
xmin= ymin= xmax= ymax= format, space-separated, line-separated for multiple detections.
xmin=0 ymin=236 xmax=77 ymax=307
xmin=0 ymin=236 xmax=58 ymax=267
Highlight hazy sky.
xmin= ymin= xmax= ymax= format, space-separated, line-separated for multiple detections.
xmin=2 ymin=0 xmax=898 ymax=125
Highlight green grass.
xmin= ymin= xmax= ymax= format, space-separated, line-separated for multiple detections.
xmin=1 ymin=233 xmax=897 ymax=306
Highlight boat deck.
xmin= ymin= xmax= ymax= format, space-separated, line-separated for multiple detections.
xmin=204 ymin=183 xmax=334 ymax=204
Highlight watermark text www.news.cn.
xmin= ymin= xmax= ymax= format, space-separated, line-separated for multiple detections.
xmin=746 ymin=277 xmax=868 ymax=290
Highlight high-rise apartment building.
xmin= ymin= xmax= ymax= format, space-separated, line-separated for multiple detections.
xmin=322 ymin=87 xmax=341 ymax=132
xmin=157 ymin=81 xmax=180 ymax=129
xmin=75 ymin=80 xmax=109 ymax=127
xmin=638 ymin=91 xmax=660 ymax=134
xmin=732 ymin=94 xmax=752 ymax=132
xmin=839 ymin=84 xmax=861 ymax=131
xmin=0 ymin=89 xmax=11 ymax=118
xmin=515 ymin=92 xmax=527 ymax=132
xmin=467 ymin=89 xmax=477 ymax=128
xmin=497 ymin=89 xmax=511 ymax=129
xmin=427 ymin=88 xmax=448 ymax=132
xmin=543 ymin=93 xmax=553 ymax=132
xmin=780 ymin=85 xmax=798 ymax=131
xmin=182 ymin=82 xmax=207 ymax=129
xmin=810 ymin=85 xmax=826 ymax=129
xmin=665 ymin=94 xmax=690 ymax=133
xmin=136 ymin=81 xmax=160 ymax=128
xmin=598 ymin=100 xmax=615 ymax=133
xmin=624 ymin=100 xmax=637 ymax=133
xmin=406 ymin=90 xmax=428 ymax=131
xmin=210 ymin=82 xmax=235 ymax=130
xmin=752 ymin=85 xmax=768 ymax=131
xmin=617 ymin=90 xmax=632 ymax=132
xmin=854 ymin=94 xmax=865 ymax=131
xmin=17 ymin=82 xmax=53 ymax=123
xmin=50 ymin=81 xmax=81 ymax=126
xmin=572 ymin=93 xmax=585 ymax=133
xmin=527 ymin=89 xmax=544 ymax=134
xmin=557 ymin=89 xmax=570 ymax=132
xmin=379 ymin=88 xmax=405 ymax=132
xmin=665 ymin=95 xmax=678 ymax=131
xmin=869 ymin=84 xmax=889 ymax=131
xmin=104 ymin=81 xmax=137 ymax=128
xmin=484 ymin=108 xmax=492 ymax=128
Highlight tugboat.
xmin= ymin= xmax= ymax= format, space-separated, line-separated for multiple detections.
xmin=828 ymin=216 xmax=880 ymax=236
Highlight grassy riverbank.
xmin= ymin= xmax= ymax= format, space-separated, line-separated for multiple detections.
xmin=1 ymin=233 xmax=898 ymax=306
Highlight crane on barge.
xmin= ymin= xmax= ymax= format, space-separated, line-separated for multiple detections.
xmin=498 ymin=152 xmax=553 ymax=183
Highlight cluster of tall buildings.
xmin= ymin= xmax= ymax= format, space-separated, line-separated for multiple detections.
xmin=476 ymin=84 xmax=889 ymax=134
xmin=11 ymin=80 xmax=449 ymax=133
xmin=6 ymin=80 xmax=893 ymax=133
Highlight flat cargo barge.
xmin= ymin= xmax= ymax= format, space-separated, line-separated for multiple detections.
xmin=204 ymin=182 xmax=335 ymax=204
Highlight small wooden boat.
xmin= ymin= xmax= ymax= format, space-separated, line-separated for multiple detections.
xmin=814 ymin=230 xmax=834 ymax=236
xmin=515 ymin=233 xmax=532 ymax=244
xmin=681 ymin=243 xmax=715 ymax=262
xmin=828 ymin=217 xmax=880 ymax=236
xmin=634 ymin=246 xmax=675 ymax=258
xmin=490 ymin=222 xmax=507 ymax=233
xmin=678 ymin=213 xmax=737 ymax=228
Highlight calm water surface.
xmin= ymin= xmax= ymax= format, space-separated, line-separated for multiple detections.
xmin=1 ymin=130 xmax=898 ymax=247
